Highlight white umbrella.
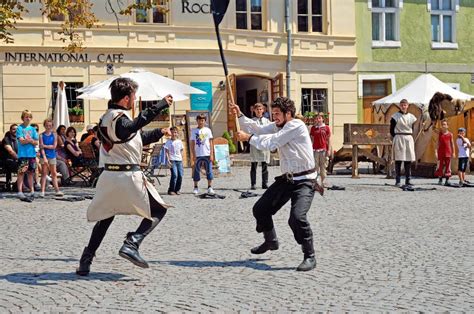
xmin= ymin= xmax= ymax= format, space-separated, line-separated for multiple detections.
xmin=77 ymin=68 xmax=205 ymax=101
xmin=373 ymin=73 xmax=474 ymax=113
xmin=53 ymin=81 xmax=70 ymax=128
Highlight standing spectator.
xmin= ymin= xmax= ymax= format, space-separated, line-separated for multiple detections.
xmin=263 ymin=104 xmax=270 ymax=119
xmin=0 ymin=124 xmax=19 ymax=191
xmin=456 ymin=127 xmax=471 ymax=186
xmin=390 ymin=99 xmax=417 ymax=186
xmin=191 ymin=114 xmax=214 ymax=195
xmin=16 ymin=110 xmax=39 ymax=199
xmin=249 ymin=103 xmax=270 ymax=190
xmin=164 ymin=127 xmax=184 ymax=195
xmin=31 ymin=123 xmax=42 ymax=191
xmin=310 ymin=112 xmax=331 ymax=188
xmin=39 ymin=118 xmax=63 ymax=197
xmin=435 ymin=120 xmax=455 ymax=185
xmin=55 ymin=124 xmax=70 ymax=184
xmin=64 ymin=126 xmax=83 ymax=166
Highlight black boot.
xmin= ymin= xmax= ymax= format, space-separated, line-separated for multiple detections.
xmin=118 ymin=232 xmax=149 ymax=268
xmin=251 ymin=228 xmax=279 ymax=254
xmin=296 ymin=240 xmax=316 ymax=271
xmin=76 ymin=247 xmax=94 ymax=276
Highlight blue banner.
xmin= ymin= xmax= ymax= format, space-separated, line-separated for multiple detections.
xmin=190 ymin=81 xmax=213 ymax=112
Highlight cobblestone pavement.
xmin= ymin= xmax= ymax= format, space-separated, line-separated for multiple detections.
xmin=0 ymin=167 xmax=473 ymax=312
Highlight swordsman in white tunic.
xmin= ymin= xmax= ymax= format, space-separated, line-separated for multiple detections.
xmin=390 ymin=99 xmax=417 ymax=186
xmin=76 ymin=78 xmax=173 ymax=276
xmin=232 ymin=97 xmax=321 ymax=272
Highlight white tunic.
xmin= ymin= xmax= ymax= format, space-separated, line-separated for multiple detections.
xmin=87 ymin=109 xmax=168 ymax=222
xmin=392 ymin=112 xmax=417 ymax=162
xmin=239 ymin=116 xmax=316 ymax=180
xmin=249 ymin=116 xmax=271 ymax=163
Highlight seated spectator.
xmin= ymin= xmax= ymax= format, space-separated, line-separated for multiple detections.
xmin=64 ymin=126 xmax=83 ymax=166
xmin=0 ymin=124 xmax=19 ymax=191
xmin=55 ymin=124 xmax=70 ymax=185
xmin=81 ymin=124 xmax=96 ymax=142
xmin=81 ymin=125 xmax=100 ymax=159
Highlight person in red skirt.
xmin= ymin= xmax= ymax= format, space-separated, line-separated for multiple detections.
xmin=435 ymin=119 xmax=455 ymax=185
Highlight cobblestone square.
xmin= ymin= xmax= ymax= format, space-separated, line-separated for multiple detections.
xmin=0 ymin=167 xmax=473 ymax=312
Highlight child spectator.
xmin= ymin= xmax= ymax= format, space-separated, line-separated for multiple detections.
xmin=249 ymin=103 xmax=270 ymax=190
xmin=164 ymin=127 xmax=184 ymax=195
xmin=456 ymin=127 xmax=471 ymax=186
xmin=310 ymin=112 xmax=331 ymax=187
xmin=435 ymin=120 xmax=455 ymax=185
xmin=16 ymin=110 xmax=39 ymax=199
xmin=191 ymin=114 xmax=214 ymax=195
xmin=0 ymin=124 xmax=19 ymax=191
xmin=39 ymin=118 xmax=63 ymax=197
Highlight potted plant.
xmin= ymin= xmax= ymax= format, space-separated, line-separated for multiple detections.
xmin=156 ymin=107 xmax=170 ymax=121
xmin=303 ymin=111 xmax=316 ymax=125
xmin=69 ymin=106 xmax=84 ymax=123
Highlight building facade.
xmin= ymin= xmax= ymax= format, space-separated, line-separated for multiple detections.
xmin=356 ymin=0 xmax=474 ymax=124
xmin=0 ymin=0 xmax=357 ymax=150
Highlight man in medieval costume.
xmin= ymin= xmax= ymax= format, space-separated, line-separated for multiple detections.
xmin=390 ymin=99 xmax=417 ymax=186
xmin=231 ymin=97 xmax=319 ymax=272
xmin=76 ymin=78 xmax=173 ymax=276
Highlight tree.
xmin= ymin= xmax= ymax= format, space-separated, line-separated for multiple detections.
xmin=0 ymin=0 xmax=167 ymax=52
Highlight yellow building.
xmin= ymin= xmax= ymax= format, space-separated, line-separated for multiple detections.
xmin=0 ymin=0 xmax=357 ymax=150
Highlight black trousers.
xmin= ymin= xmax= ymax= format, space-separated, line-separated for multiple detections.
xmin=395 ymin=161 xmax=412 ymax=184
xmin=2 ymin=158 xmax=18 ymax=185
xmin=252 ymin=178 xmax=315 ymax=245
xmin=250 ymin=162 xmax=268 ymax=186
xmin=86 ymin=192 xmax=167 ymax=254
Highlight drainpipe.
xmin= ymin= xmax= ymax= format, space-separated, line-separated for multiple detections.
xmin=285 ymin=0 xmax=291 ymax=98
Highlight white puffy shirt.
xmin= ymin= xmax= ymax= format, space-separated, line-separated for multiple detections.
xmin=239 ymin=116 xmax=316 ymax=180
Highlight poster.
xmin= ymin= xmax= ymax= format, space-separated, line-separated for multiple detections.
xmin=190 ymin=81 xmax=213 ymax=111
xmin=214 ymin=144 xmax=231 ymax=173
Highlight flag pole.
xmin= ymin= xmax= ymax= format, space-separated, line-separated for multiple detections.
xmin=211 ymin=0 xmax=243 ymax=150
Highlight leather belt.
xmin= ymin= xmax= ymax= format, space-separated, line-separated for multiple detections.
xmin=104 ymin=164 xmax=140 ymax=172
xmin=291 ymin=168 xmax=316 ymax=177
xmin=395 ymin=133 xmax=412 ymax=136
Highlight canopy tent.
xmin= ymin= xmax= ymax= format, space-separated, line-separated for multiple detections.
xmin=373 ymin=73 xmax=474 ymax=113
xmin=77 ymin=68 xmax=205 ymax=102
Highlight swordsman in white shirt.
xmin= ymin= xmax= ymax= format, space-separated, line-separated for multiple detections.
xmin=231 ymin=97 xmax=320 ymax=272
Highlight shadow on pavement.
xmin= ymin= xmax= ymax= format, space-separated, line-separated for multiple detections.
xmin=149 ymin=259 xmax=294 ymax=271
xmin=1 ymin=257 xmax=78 ymax=262
xmin=0 ymin=272 xmax=135 ymax=286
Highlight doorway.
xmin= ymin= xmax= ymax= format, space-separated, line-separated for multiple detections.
xmin=362 ymin=80 xmax=390 ymax=124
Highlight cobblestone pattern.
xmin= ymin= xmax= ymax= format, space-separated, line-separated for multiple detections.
xmin=0 ymin=167 xmax=473 ymax=312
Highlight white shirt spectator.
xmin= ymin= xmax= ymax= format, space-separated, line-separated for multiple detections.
xmin=164 ymin=139 xmax=183 ymax=161
xmin=457 ymin=137 xmax=470 ymax=158
xmin=191 ymin=127 xmax=213 ymax=157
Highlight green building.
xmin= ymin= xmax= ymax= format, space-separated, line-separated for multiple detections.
xmin=355 ymin=0 xmax=474 ymax=123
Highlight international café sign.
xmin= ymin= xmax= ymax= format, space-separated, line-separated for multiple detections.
xmin=3 ymin=52 xmax=125 ymax=63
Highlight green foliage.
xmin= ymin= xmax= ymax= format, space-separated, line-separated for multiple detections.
xmin=303 ymin=111 xmax=316 ymax=118
xmin=69 ymin=106 xmax=84 ymax=116
xmin=0 ymin=1 xmax=26 ymax=44
xmin=223 ymin=131 xmax=237 ymax=154
xmin=1 ymin=0 xmax=169 ymax=52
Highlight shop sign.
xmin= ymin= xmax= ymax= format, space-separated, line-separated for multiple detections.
xmin=190 ymin=81 xmax=213 ymax=111
xmin=3 ymin=52 xmax=125 ymax=63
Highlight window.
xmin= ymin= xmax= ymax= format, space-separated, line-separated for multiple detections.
xmin=371 ymin=0 xmax=401 ymax=47
xmin=51 ymin=82 xmax=84 ymax=112
xmin=135 ymin=0 xmax=168 ymax=24
xmin=430 ymin=0 xmax=457 ymax=48
xmin=297 ymin=0 xmax=323 ymax=33
xmin=301 ymin=89 xmax=328 ymax=114
xmin=236 ymin=0 xmax=262 ymax=30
